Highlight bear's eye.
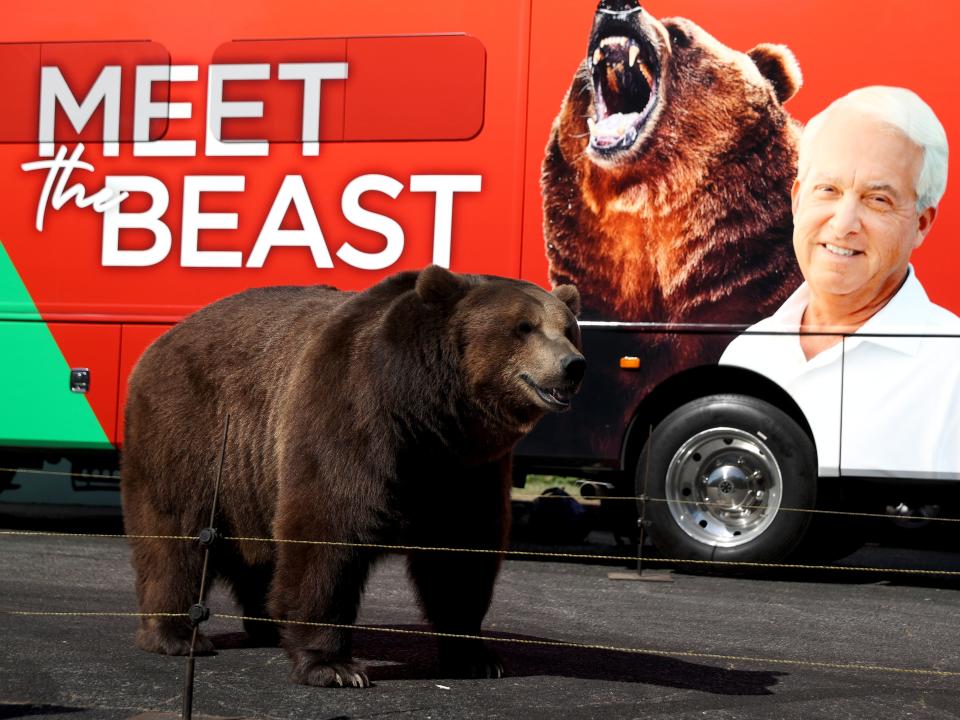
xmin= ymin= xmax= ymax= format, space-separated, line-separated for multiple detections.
xmin=516 ymin=320 xmax=534 ymax=336
xmin=668 ymin=25 xmax=690 ymax=48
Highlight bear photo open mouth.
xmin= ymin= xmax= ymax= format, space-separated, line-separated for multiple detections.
xmin=520 ymin=373 xmax=574 ymax=411
xmin=588 ymin=29 xmax=659 ymax=155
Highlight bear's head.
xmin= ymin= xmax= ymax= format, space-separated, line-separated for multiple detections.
xmin=415 ymin=266 xmax=585 ymax=432
xmin=542 ymin=0 xmax=804 ymax=324
xmin=555 ymin=0 xmax=801 ymax=215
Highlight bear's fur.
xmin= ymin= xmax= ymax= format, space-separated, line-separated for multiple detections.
xmin=121 ymin=266 xmax=583 ymax=687
xmin=543 ymin=1 xmax=803 ymax=335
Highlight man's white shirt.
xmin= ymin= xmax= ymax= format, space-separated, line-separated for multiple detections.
xmin=720 ymin=267 xmax=960 ymax=479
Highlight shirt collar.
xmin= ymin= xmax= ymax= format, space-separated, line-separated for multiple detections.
xmin=770 ymin=266 xmax=928 ymax=356
xmin=848 ymin=266 xmax=925 ymax=355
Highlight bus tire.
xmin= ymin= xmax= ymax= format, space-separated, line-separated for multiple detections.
xmin=637 ymin=394 xmax=816 ymax=572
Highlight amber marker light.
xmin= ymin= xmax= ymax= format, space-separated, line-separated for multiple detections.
xmin=619 ymin=356 xmax=641 ymax=370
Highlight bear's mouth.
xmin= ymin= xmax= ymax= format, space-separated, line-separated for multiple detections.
xmin=588 ymin=31 xmax=659 ymax=156
xmin=520 ymin=373 xmax=574 ymax=412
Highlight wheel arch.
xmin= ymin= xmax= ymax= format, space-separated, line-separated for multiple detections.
xmin=620 ymin=364 xmax=815 ymax=480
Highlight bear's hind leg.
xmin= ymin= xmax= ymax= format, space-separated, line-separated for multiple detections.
xmin=122 ymin=445 xmax=215 ymax=656
xmin=128 ymin=526 xmax=215 ymax=656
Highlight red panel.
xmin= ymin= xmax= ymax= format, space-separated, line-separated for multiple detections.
xmin=211 ymin=39 xmax=347 ymax=143
xmin=46 ymin=323 xmax=122 ymax=443
xmin=39 ymin=41 xmax=170 ymax=144
xmin=0 ymin=43 xmax=41 ymax=143
xmin=116 ymin=324 xmax=172 ymax=447
xmin=1 ymin=0 xmax=529 ymax=325
xmin=344 ymin=35 xmax=485 ymax=141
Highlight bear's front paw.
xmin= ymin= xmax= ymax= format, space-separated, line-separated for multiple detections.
xmin=289 ymin=655 xmax=370 ymax=688
xmin=440 ymin=643 xmax=505 ymax=679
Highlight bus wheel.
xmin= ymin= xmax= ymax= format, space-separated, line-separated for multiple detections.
xmin=638 ymin=394 xmax=816 ymax=572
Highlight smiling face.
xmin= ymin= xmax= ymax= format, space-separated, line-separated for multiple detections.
xmin=791 ymin=107 xmax=936 ymax=321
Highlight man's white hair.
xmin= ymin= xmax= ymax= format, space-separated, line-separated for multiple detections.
xmin=798 ymin=86 xmax=948 ymax=211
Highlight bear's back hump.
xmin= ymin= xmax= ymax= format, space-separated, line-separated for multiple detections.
xmin=133 ymin=285 xmax=352 ymax=394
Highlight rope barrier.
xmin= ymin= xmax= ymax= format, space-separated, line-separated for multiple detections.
xmin=0 ymin=531 xmax=195 ymax=541
xmin=3 ymin=611 xmax=186 ymax=619
xmin=2 ymin=529 xmax=958 ymax=577
xmin=2 ymin=607 xmax=957 ymax=680
xmin=3 ymin=465 xmax=957 ymax=525
xmin=0 ymin=466 xmax=119 ymax=481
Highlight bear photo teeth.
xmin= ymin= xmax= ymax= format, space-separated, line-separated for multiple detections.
xmin=600 ymin=36 xmax=628 ymax=48
xmin=594 ymin=37 xmax=655 ymax=86
xmin=595 ymin=38 xmax=642 ymax=68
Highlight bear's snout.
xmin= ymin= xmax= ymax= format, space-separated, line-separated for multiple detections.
xmin=562 ymin=354 xmax=587 ymax=385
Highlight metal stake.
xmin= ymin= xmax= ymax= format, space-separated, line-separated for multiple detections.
xmin=182 ymin=414 xmax=230 ymax=720
xmin=609 ymin=425 xmax=673 ymax=582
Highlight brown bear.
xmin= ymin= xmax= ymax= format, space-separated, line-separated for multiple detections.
xmin=121 ymin=266 xmax=584 ymax=687
xmin=543 ymin=0 xmax=803 ymax=332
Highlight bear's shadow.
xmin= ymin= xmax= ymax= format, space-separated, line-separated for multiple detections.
xmin=208 ymin=625 xmax=782 ymax=695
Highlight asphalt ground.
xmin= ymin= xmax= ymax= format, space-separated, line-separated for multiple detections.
xmin=1 ymin=513 xmax=960 ymax=720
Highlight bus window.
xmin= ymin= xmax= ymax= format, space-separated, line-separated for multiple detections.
xmin=344 ymin=35 xmax=485 ymax=142
xmin=0 ymin=43 xmax=41 ymax=143
xmin=0 ymin=40 xmax=172 ymax=146
xmin=210 ymin=34 xmax=485 ymax=146
xmin=210 ymin=38 xmax=347 ymax=148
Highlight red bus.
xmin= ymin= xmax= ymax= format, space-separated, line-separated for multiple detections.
xmin=2 ymin=0 xmax=958 ymax=564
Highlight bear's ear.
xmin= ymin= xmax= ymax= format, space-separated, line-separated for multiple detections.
xmin=748 ymin=43 xmax=802 ymax=104
xmin=415 ymin=265 xmax=467 ymax=305
xmin=552 ymin=284 xmax=581 ymax=318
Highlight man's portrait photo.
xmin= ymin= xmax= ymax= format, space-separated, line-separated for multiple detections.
xmin=721 ymin=86 xmax=960 ymax=478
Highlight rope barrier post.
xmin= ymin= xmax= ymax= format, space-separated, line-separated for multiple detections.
xmin=609 ymin=425 xmax=673 ymax=583
xmin=182 ymin=414 xmax=230 ymax=720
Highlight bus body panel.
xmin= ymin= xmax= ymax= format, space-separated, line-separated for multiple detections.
xmin=1 ymin=0 xmax=959 ymax=503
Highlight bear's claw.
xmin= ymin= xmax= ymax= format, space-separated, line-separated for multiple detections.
xmin=465 ymin=659 xmax=504 ymax=679
xmin=440 ymin=644 xmax=505 ymax=679
xmin=290 ymin=658 xmax=370 ymax=688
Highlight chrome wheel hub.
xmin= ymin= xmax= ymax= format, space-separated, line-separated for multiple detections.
xmin=663 ymin=427 xmax=783 ymax=548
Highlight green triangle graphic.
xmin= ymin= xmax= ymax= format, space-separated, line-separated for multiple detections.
xmin=0 ymin=241 xmax=111 ymax=448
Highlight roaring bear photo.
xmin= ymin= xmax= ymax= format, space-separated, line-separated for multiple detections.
xmin=543 ymin=0 xmax=804 ymax=335
xmin=121 ymin=266 xmax=584 ymax=687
